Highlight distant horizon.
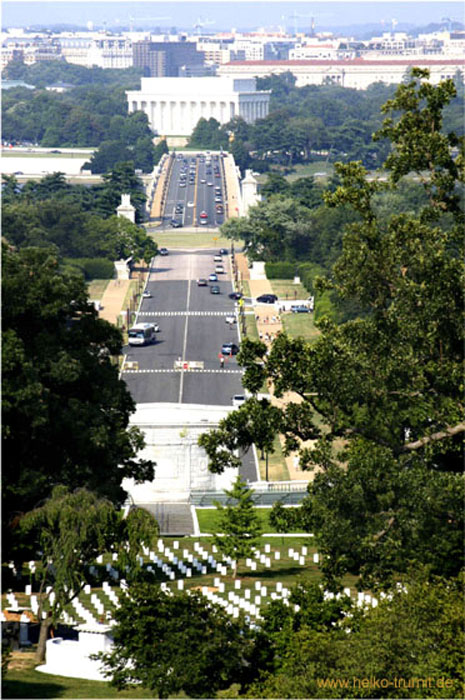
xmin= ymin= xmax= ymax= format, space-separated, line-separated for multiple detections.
xmin=3 ymin=1 xmax=464 ymax=33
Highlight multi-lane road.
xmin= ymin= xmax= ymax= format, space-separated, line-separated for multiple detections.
xmin=161 ymin=151 xmax=227 ymax=229
xmin=121 ymin=248 xmax=244 ymax=406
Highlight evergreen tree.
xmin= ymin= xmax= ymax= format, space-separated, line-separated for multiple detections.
xmin=214 ymin=476 xmax=262 ymax=576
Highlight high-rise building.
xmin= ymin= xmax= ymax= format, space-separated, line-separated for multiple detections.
xmin=132 ymin=40 xmax=204 ymax=77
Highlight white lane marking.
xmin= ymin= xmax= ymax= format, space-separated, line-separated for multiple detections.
xmin=178 ymin=256 xmax=193 ymax=402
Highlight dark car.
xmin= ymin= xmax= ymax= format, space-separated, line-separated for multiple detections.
xmin=171 ymin=220 xmax=182 ymax=228
xmin=291 ymin=305 xmax=310 ymax=313
xmin=219 ymin=248 xmax=228 ymax=255
xmin=221 ymin=342 xmax=239 ymax=356
xmin=256 ymin=294 xmax=278 ymax=304
xmin=229 ymin=292 xmax=243 ymax=300
xmin=210 ymin=285 xmax=220 ymax=294
xmin=159 ymin=247 xmax=169 ymax=256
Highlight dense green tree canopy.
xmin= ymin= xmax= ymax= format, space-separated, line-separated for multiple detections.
xmin=100 ymin=584 xmax=256 ymax=697
xmin=202 ymin=71 xmax=465 ymax=587
xmin=2 ymin=245 xmax=154 ymax=556
xmin=251 ymin=570 xmax=465 ymax=698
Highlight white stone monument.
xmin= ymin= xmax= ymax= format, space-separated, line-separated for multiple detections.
xmin=116 ymin=194 xmax=135 ymax=223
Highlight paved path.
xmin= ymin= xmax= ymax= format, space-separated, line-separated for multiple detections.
xmin=99 ymin=279 xmax=132 ymax=326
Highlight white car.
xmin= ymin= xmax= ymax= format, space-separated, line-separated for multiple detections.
xmin=232 ymin=395 xmax=246 ymax=408
xmin=215 ymin=265 xmax=225 ymax=273
xmin=142 ymin=290 xmax=152 ymax=298
xmin=225 ymin=315 xmax=236 ymax=325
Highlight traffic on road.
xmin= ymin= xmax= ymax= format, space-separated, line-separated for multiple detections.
xmin=161 ymin=151 xmax=227 ymax=229
xmin=121 ymin=248 xmax=245 ymax=407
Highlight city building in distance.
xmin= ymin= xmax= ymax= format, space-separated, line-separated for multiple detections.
xmin=126 ymin=77 xmax=270 ymax=136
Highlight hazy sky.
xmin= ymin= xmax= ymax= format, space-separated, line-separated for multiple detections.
xmin=3 ymin=1 xmax=464 ymax=32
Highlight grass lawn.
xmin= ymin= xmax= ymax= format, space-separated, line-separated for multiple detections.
xmin=2 ymin=651 xmax=153 ymax=699
xmin=240 ymin=279 xmax=252 ymax=297
xmin=87 ymin=279 xmax=110 ymax=300
xmin=282 ymin=312 xmax=321 ymax=343
xmin=196 ymin=510 xmax=308 ymax=538
xmin=243 ymin=313 xmax=259 ymax=340
xmin=257 ymin=436 xmax=290 ymax=481
xmin=270 ymin=279 xmax=309 ymax=300
xmin=146 ymin=229 xmax=241 ymax=250
xmin=2 ymin=151 xmax=92 ymax=159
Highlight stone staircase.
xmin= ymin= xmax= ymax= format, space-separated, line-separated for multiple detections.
xmin=140 ymin=503 xmax=195 ymax=535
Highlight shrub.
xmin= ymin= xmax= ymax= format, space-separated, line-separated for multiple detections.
xmin=265 ymin=262 xmax=295 ymax=279
xmin=64 ymin=257 xmax=114 ymax=280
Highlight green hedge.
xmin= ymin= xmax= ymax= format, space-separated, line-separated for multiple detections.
xmin=314 ymin=290 xmax=340 ymax=322
xmin=265 ymin=262 xmax=295 ymax=279
xmin=296 ymin=262 xmax=325 ymax=294
xmin=64 ymin=258 xmax=115 ymax=280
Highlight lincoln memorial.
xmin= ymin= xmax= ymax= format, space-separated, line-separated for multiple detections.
xmin=126 ymin=76 xmax=270 ymax=136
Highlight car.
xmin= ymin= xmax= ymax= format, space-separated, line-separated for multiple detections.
xmin=216 ymin=206 xmax=224 ymax=214
xmin=199 ymin=211 xmax=208 ymax=219
xmin=179 ymin=182 xmax=186 ymax=187
xmin=210 ymin=285 xmax=220 ymax=294
xmin=171 ymin=220 xmax=182 ymax=228
xmin=159 ymin=247 xmax=169 ymax=256
xmin=219 ymin=248 xmax=228 ymax=255
xmin=142 ymin=290 xmax=152 ymax=298
xmin=229 ymin=292 xmax=243 ymax=300
xmin=207 ymin=182 xmax=213 ymax=186
xmin=200 ymin=178 xmax=206 ymax=184
xmin=256 ymin=294 xmax=278 ymax=304
xmin=232 ymin=394 xmax=246 ymax=407
xmin=291 ymin=305 xmax=310 ymax=313
xmin=225 ymin=315 xmax=236 ymax=324
xmin=197 ymin=278 xmax=208 ymax=286
xmin=215 ymin=265 xmax=225 ymax=273
xmin=214 ymin=255 xmax=223 ymax=262
xmin=209 ymin=273 xmax=218 ymax=282
xmin=199 ymin=219 xmax=208 ymax=225
xmin=221 ymin=342 xmax=239 ymax=356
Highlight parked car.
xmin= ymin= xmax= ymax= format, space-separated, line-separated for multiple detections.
xmin=171 ymin=219 xmax=182 ymax=228
xmin=229 ymin=292 xmax=242 ymax=300
xmin=197 ymin=278 xmax=208 ymax=286
xmin=232 ymin=395 xmax=246 ymax=407
xmin=199 ymin=211 xmax=208 ymax=219
xmin=256 ymin=294 xmax=278 ymax=304
xmin=159 ymin=247 xmax=169 ymax=256
xmin=142 ymin=290 xmax=152 ymax=298
xmin=210 ymin=285 xmax=221 ymax=294
xmin=291 ymin=305 xmax=310 ymax=313
xmin=221 ymin=342 xmax=239 ymax=356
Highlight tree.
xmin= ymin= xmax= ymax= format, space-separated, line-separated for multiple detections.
xmin=199 ymin=396 xmax=283 ymax=473
xmin=2 ymin=245 xmax=154 ymax=558
xmin=19 ymin=486 xmax=158 ymax=663
xmin=203 ymin=71 xmax=465 ymax=587
xmin=152 ymin=138 xmax=168 ymax=165
xmin=251 ymin=570 xmax=465 ymax=698
xmin=213 ymin=476 xmax=262 ymax=576
xmin=99 ymin=583 xmax=256 ymax=697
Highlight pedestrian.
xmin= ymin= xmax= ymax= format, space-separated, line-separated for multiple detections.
xmin=220 ymin=356 xmax=225 ymax=369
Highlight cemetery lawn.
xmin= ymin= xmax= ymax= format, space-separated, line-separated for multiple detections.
xmin=2 ymin=651 xmax=154 ymax=699
xmin=196 ymin=508 xmax=303 ymax=534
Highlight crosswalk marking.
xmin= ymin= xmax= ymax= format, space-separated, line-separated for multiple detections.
xmin=122 ymin=368 xmax=244 ymax=374
xmin=138 ymin=311 xmax=236 ymax=317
